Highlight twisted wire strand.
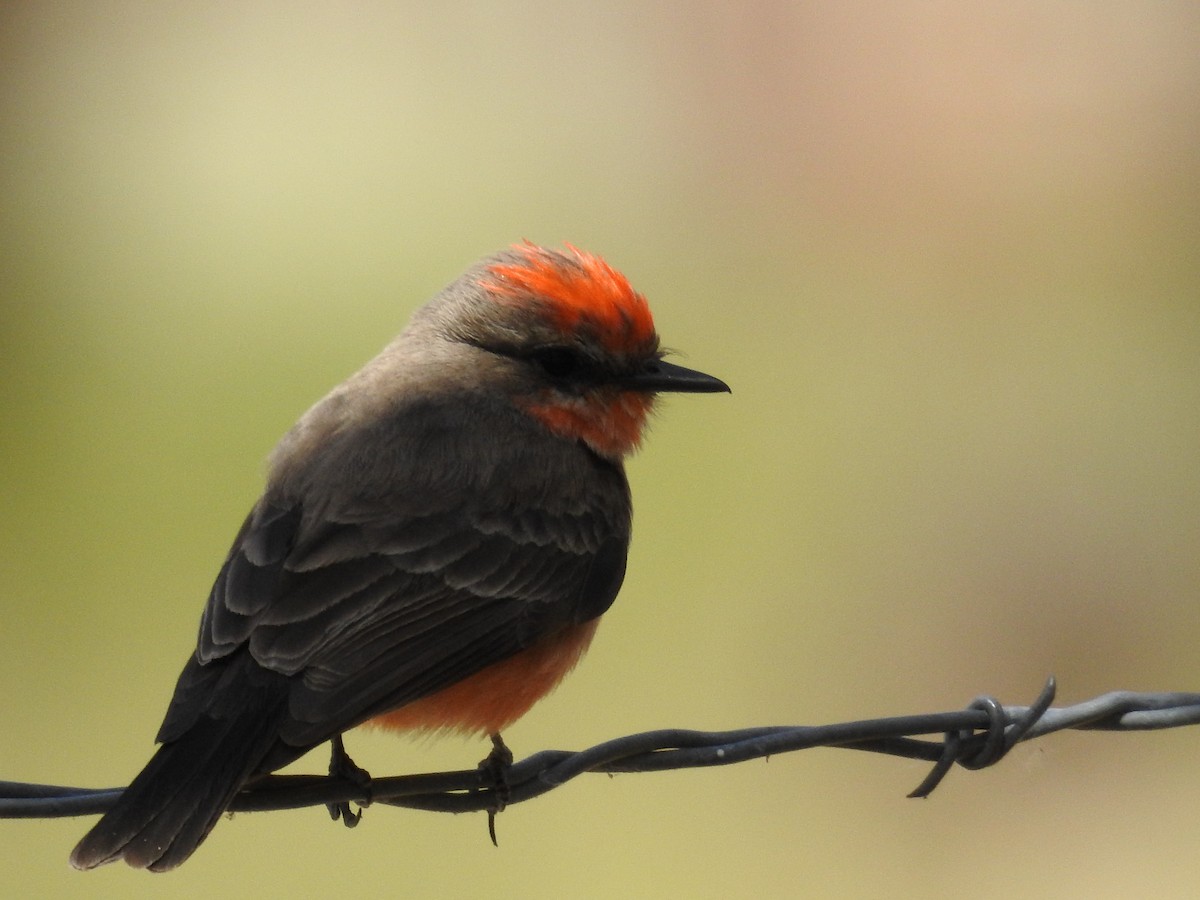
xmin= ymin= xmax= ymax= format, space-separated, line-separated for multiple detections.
xmin=5 ymin=678 xmax=1199 ymax=822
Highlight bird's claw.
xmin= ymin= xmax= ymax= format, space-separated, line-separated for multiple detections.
xmin=326 ymin=734 xmax=372 ymax=828
xmin=478 ymin=733 xmax=513 ymax=847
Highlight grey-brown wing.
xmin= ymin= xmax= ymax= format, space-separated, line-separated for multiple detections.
xmin=158 ymin=480 xmax=629 ymax=751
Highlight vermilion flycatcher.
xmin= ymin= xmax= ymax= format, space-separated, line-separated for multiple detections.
xmin=69 ymin=243 xmax=728 ymax=871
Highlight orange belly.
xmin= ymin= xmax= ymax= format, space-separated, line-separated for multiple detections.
xmin=367 ymin=619 xmax=600 ymax=736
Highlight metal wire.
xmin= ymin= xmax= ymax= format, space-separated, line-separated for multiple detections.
xmin=4 ymin=678 xmax=1199 ymax=823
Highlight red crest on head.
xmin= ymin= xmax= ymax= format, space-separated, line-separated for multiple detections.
xmin=483 ymin=243 xmax=657 ymax=353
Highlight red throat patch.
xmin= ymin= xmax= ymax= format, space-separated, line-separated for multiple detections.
xmin=526 ymin=390 xmax=655 ymax=459
xmin=483 ymin=243 xmax=657 ymax=353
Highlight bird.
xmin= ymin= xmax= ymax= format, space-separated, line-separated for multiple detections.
xmin=69 ymin=242 xmax=729 ymax=871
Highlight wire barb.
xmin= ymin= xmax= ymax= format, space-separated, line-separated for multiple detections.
xmin=907 ymin=676 xmax=1057 ymax=798
xmin=5 ymin=680 xmax=1198 ymax=825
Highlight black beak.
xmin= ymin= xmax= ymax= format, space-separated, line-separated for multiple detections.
xmin=622 ymin=359 xmax=731 ymax=394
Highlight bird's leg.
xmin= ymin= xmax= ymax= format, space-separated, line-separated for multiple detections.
xmin=326 ymin=733 xmax=372 ymax=828
xmin=478 ymin=732 xmax=514 ymax=847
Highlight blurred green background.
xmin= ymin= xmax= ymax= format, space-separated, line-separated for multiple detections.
xmin=3 ymin=3 xmax=1199 ymax=898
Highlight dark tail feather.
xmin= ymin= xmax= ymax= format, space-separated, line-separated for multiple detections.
xmin=70 ymin=706 xmax=283 ymax=872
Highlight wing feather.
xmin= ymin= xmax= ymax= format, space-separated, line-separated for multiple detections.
xmin=165 ymin=423 xmax=631 ymax=757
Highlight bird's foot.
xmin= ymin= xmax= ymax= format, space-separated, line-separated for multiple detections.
xmin=478 ymin=732 xmax=513 ymax=847
xmin=327 ymin=733 xmax=373 ymax=828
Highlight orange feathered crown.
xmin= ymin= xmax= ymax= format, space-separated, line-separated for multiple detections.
xmin=483 ymin=242 xmax=657 ymax=353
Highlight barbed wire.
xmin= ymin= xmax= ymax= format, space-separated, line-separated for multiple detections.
xmin=5 ymin=678 xmax=1200 ymax=826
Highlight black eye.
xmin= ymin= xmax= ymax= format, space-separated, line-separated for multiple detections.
xmin=530 ymin=346 xmax=584 ymax=379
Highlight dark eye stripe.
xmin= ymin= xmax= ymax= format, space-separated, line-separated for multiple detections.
xmin=530 ymin=346 xmax=584 ymax=379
